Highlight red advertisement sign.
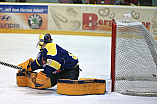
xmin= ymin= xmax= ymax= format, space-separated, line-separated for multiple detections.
xmin=82 ymin=13 xmax=112 ymax=31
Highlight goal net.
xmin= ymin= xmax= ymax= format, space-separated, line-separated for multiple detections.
xmin=111 ymin=19 xmax=157 ymax=96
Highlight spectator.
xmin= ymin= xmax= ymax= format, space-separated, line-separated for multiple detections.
xmin=58 ymin=0 xmax=72 ymax=3
xmin=125 ymin=0 xmax=138 ymax=5
xmin=124 ymin=0 xmax=130 ymax=5
xmin=15 ymin=0 xmax=26 ymax=2
xmin=73 ymin=0 xmax=82 ymax=4
xmin=89 ymin=0 xmax=96 ymax=4
xmin=20 ymin=0 xmax=26 ymax=2
xmin=0 ymin=0 xmax=6 ymax=2
xmin=137 ymin=0 xmax=143 ymax=6
xmin=115 ymin=0 xmax=126 ymax=5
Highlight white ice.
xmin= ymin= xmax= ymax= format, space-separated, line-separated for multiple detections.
xmin=0 ymin=33 xmax=156 ymax=104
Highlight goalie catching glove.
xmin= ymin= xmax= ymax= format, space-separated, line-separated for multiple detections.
xmin=18 ymin=58 xmax=34 ymax=75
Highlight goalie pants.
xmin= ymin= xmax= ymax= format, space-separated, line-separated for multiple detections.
xmin=50 ymin=65 xmax=80 ymax=87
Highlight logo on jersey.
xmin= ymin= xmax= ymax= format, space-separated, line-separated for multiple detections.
xmin=28 ymin=14 xmax=42 ymax=29
xmin=0 ymin=15 xmax=11 ymax=21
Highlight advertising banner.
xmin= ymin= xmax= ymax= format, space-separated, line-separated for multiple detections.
xmin=48 ymin=5 xmax=82 ymax=31
xmin=0 ymin=3 xmax=156 ymax=37
xmin=0 ymin=5 xmax=48 ymax=30
xmin=48 ymin=4 xmax=157 ymax=37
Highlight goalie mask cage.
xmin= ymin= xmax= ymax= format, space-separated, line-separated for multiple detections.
xmin=111 ymin=19 xmax=157 ymax=97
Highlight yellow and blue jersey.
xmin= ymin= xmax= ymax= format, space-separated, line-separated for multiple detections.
xmin=31 ymin=43 xmax=79 ymax=76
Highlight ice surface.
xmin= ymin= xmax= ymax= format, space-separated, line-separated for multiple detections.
xmin=0 ymin=33 xmax=156 ymax=104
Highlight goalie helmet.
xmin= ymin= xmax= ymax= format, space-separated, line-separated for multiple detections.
xmin=37 ymin=33 xmax=53 ymax=49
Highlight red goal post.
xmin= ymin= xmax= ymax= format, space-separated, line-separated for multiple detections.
xmin=111 ymin=19 xmax=116 ymax=92
xmin=111 ymin=19 xmax=157 ymax=96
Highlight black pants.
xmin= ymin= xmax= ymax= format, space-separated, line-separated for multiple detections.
xmin=50 ymin=66 xmax=80 ymax=87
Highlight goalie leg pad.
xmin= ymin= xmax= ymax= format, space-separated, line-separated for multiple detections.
xmin=16 ymin=73 xmax=27 ymax=87
xmin=34 ymin=71 xmax=52 ymax=89
xmin=16 ymin=71 xmax=52 ymax=89
xmin=27 ymin=72 xmax=37 ymax=88
xmin=57 ymin=78 xmax=106 ymax=95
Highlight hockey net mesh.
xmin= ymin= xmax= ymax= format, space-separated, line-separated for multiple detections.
xmin=114 ymin=20 xmax=157 ymax=96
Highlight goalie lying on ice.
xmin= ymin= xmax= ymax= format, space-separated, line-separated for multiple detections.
xmin=17 ymin=33 xmax=80 ymax=89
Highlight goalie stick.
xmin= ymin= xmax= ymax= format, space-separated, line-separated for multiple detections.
xmin=0 ymin=60 xmax=22 ymax=70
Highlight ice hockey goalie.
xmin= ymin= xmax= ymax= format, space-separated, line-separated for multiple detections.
xmin=16 ymin=33 xmax=80 ymax=89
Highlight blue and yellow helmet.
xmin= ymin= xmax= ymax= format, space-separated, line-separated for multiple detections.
xmin=37 ymin=33 xmax=53 ymax=49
